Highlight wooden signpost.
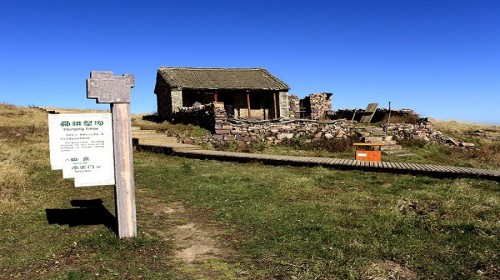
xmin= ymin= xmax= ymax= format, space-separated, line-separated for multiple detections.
xmin=49 ymin=71 xmax=137 ymax=238
xmin=86 ymin=71 xmax=137 ymax=238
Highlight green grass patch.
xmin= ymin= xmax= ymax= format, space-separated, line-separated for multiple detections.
xmin=135 ymin=152 xmax=499 ymax=279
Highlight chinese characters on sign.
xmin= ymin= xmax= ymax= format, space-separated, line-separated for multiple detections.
xmin=48 ymin=113 xmax=114 ymax=187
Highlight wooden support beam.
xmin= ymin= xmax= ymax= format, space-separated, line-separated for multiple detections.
xmin=246 ymin=92 xmax=251 ymax=118
xmin=273 ymin=92 xmax=278 ymax=119
xmin=214 ymin=91 xmax=218 ymax=102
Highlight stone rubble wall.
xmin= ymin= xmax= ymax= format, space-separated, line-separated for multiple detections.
xmin=207 ymin=118 xmax=474 ymax=148
xmin=208 ymin=101 xmax=352 ymax=144
xmin=206 ymin=118 xmax=354 ymax=146
xmin=171 ymin=102 xmax=474 ymax=148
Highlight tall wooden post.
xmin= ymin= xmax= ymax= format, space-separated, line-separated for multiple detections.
xmin=246 ymin=92 xmax=252 ymax=118
xmin=87 ymin=71 xmax=137 ymax=238
xmin=273 ymin=92 xmax=278 ymax=119
xmin=111 ymin=103 xmax=136 ymax=238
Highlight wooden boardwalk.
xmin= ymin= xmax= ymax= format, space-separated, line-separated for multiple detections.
xmin=136 ymin=142 xmax=500 ymax=181
xmin=173 ymin=149 xmax=499 ymax=180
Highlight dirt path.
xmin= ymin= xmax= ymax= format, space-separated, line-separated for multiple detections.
xmin=141 ymin=199 xmax=243 ymax=278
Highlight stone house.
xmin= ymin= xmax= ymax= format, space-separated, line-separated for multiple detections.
xmin=154 ymin=67 xmax=291 ymax=121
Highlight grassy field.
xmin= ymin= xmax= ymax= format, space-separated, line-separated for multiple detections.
xmin=0 ymin=104 xmax=499 ymax=279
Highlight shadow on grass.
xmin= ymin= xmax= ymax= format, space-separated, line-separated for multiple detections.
xmin=45 ymin=199 xmax=117 ymax=234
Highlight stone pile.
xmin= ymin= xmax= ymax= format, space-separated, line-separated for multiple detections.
xmin=355 ymin=121 xmax=475 ymax=148
xmin=213 ymin=102 xmax=232 ymax=135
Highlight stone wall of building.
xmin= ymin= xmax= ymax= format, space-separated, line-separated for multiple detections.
xmin=156 ymin=88 xmax=184 ymax=122
xmin=278 ymin=91 xmax=290 ymax=120
xmin=171 ymin=89 xmax=183 ymax=113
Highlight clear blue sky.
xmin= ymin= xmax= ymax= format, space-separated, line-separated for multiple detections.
xmin=1 ymin=0 xmax=499 ymax=124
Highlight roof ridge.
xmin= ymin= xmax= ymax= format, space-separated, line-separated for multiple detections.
xmin=159 ymin=66 xmax=266 ymax=71
xmin=259 ymin=68 xmax=290 ymax=89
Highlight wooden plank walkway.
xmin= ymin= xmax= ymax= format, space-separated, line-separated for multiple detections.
xmin=129 ymin=127 xmax=500 ymax=181
xmin=162 ymin=148 xmax=498 ymax=181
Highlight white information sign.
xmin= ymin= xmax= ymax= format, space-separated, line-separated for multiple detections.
xmin=48 ymin=113 xmax=115 ymax=187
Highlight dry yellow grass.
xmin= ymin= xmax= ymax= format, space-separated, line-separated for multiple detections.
xmin=0 ymin=104 xmax=51 ymax=213
xmin=131 ymin=113 xmax=210 ymax=138
xmin=0 ymin=104 xmax=48 ymax=127
xmin=131 ymin=113 xmax=153 ymax=127
xmin=433 ymin=119 xmax=500 ymax=140
xmin=38 ymin=106 xmax=110 ymax=114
